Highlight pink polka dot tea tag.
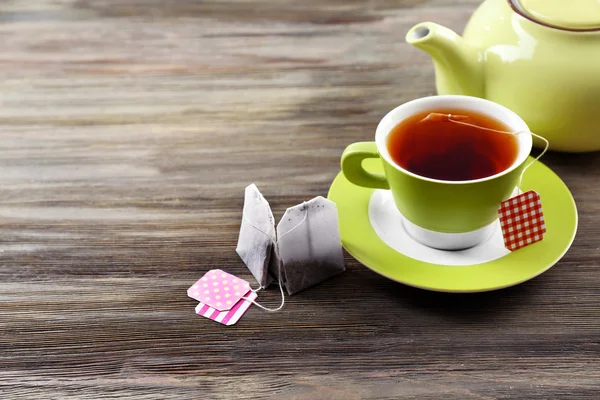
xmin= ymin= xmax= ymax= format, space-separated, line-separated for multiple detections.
xmin=498 ymin=190 xmax=546 ymax=252
xmin=187 ymin=269 xmax=251 ymax=312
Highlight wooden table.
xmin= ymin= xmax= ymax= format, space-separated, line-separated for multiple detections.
xmin=2 ymin=1 xmax=599 ymax=398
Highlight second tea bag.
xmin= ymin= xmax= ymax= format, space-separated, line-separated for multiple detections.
xmin=275 ymin=196 xmax=345 ymax=295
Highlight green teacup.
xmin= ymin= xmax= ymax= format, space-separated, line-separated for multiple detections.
xmin=341 ymin=95 xmax=532 ymax=250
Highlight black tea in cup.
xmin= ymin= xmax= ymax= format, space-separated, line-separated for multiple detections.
xmin=387 ymin=109 xmax=519 ymax=181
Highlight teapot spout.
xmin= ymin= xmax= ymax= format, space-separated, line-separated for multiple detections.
xmin=406 ymin=22 xmax=483 ymax=97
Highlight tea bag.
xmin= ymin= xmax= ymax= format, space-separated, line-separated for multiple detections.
xmin=237 ymin=186 xmax=345 ymax=295
xmin=275 ymin=196 xmax=345 ymax=295
xmin=236 ymin=184 xmax=276 ymax=288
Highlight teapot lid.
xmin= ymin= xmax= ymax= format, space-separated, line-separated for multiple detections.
xmin=512 ymin=0 xmax=600 ymax=31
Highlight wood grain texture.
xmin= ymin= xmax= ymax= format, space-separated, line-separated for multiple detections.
xmin=1 ymin=1 xmax=599 ymax=399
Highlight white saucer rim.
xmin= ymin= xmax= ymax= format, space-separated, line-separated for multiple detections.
xmin=368 ymin=189 xmax=511 ymax=267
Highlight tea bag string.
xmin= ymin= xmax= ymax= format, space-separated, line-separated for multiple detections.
xmin=239 ymin=210 xmax=285 ymax=311
xmin=239 ymin=202 xmax=309 ymax=312
xmin=241 ymin=201 xmax=277 ymax=245
xmin=242 ymin=258 xmax=286 ymax=312
xmin=277 ymin=203 xmax=309 ymax=239
xmin=440 ymin=115 xmax=550 ymax=192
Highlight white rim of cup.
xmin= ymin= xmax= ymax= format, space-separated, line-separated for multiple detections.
xmin=375 ymin=95 xmax=533 ymax=185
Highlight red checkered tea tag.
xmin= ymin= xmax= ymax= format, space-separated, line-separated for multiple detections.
xmin=498 ymin=190 xmax=546 ymax=251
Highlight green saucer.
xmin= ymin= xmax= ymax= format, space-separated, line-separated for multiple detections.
xmin=327 ymin=158 xmax=578 ymax=293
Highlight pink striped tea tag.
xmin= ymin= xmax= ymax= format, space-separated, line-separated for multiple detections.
xmin=194 ymin=290 xmax=256 ymax=326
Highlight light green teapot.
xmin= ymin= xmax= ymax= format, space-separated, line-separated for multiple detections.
xmin=406 ymin=0 xmax=600 ymax=152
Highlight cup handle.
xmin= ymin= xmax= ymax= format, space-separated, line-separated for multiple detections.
xmin=341 ymin=142 xmax=390 ymax=190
